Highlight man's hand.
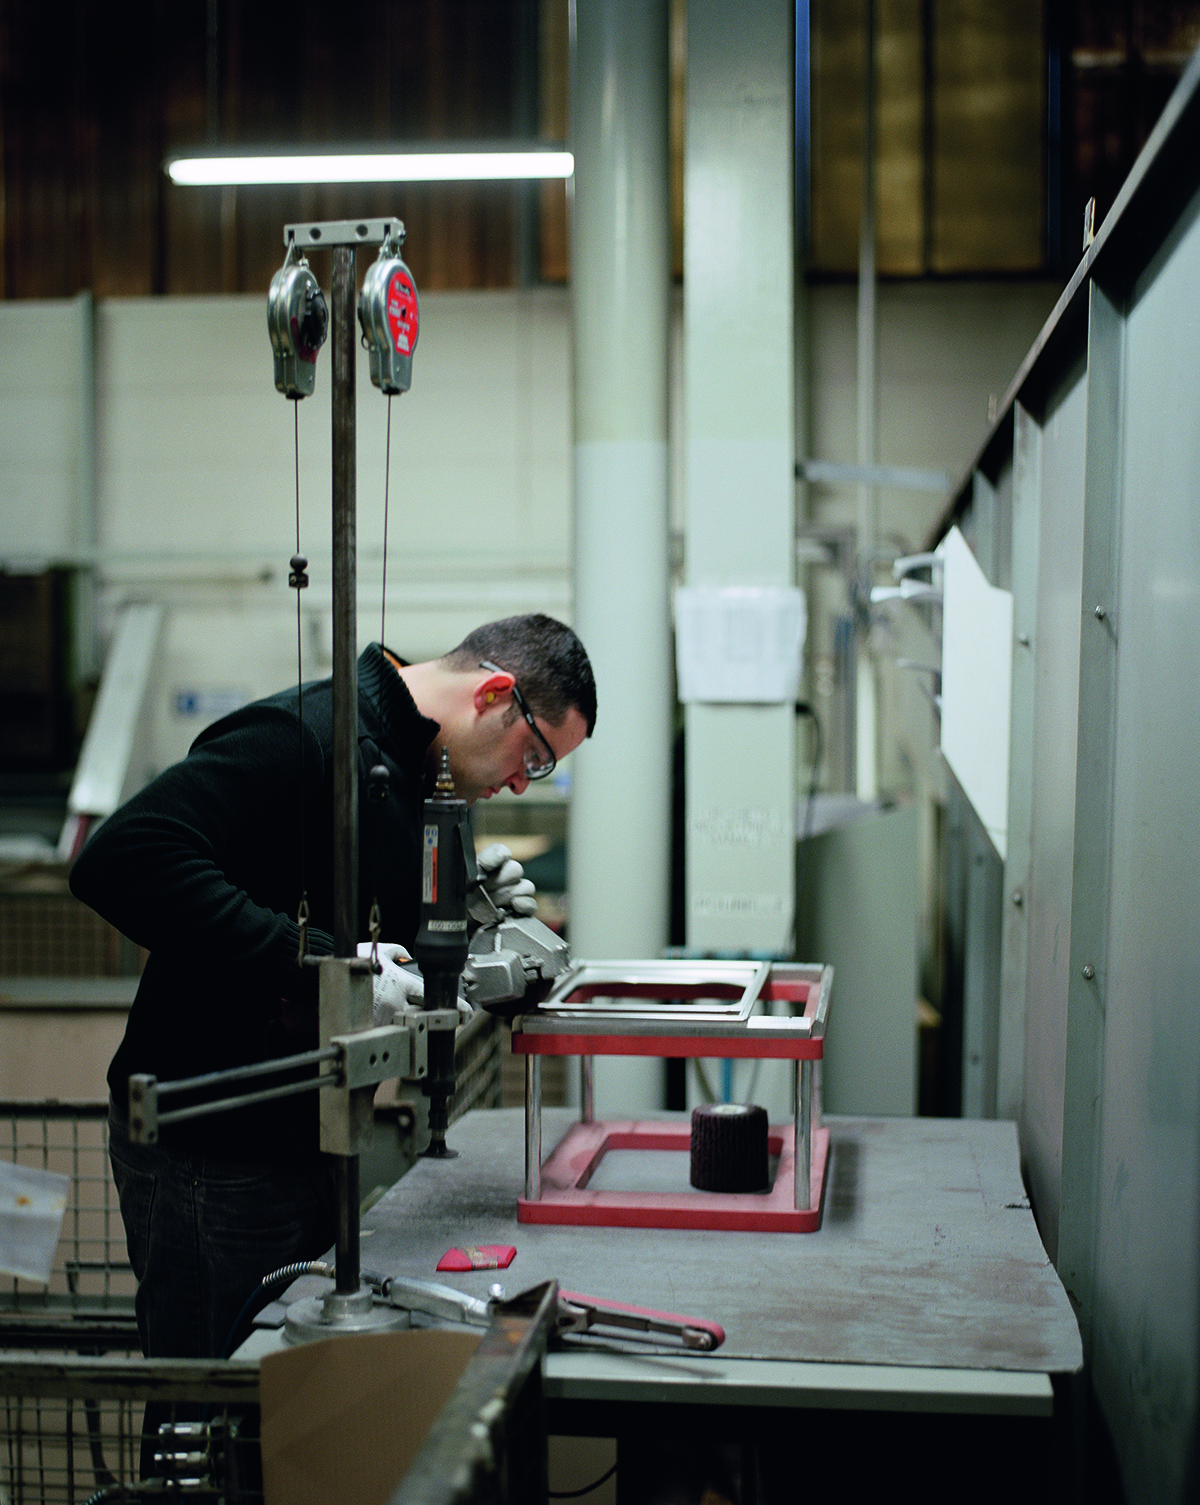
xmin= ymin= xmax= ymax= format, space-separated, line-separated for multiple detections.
xmin=358 ymin=942 xmax=474 ymax=1030
xmin=468 ymin=842 xmax=537 ymax=923
xmin=357 ymin=941 xmax=424 ymax=1025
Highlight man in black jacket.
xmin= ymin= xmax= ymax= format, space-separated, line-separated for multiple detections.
xmin=70 ymin=613 xmax=595 ymax=1362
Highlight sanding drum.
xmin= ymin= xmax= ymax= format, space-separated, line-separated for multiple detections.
xmin=689 ymin=1103 xmax=770 ymax=1193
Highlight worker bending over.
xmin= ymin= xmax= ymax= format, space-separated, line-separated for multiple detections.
xmin=70 ymin=613 xmax=596 ymax=1362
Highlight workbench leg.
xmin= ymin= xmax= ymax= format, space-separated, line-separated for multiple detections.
xmin=525 ymin=1053 xmax=543 ymax=1200
xmin=794 ymin=1058 xmax=811 ymax=1210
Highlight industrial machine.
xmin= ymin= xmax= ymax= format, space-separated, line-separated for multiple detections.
xmin=11 ymin=216 xmax=815 ymax=1505
xmin=462 ymin=893 xmax=571 ymax=1017
xmin=126 ymin=216 xmax=576 ymax=1352
xmin=121 ymin=215 xmax=772 ymax=1399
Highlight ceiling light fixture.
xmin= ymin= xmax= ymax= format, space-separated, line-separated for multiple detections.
xmin=166 ymin=147 xmax=574 ymax=186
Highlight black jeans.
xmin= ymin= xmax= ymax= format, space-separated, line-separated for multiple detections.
xmin=108 ymin=1110 xmax=339 ymax=1361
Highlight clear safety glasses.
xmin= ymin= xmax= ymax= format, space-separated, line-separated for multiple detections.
xmin=479 ymin=660 xmax=557 ymax=780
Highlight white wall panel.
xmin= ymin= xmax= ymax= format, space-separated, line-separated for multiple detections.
xmin=96 ymin=290 xmax=571 ymax=569
xmin=0 ymin=299 xmax=81 ymax=560
xmin=92 ymin=288 xmax=572 ymax=770
xmin=939 ymin=57 xmax=1200 ymax=1497
xmin=1015 ymin=370 xmax=1087 ymax=1261
xmin=807 ymin=280 xmax=1061 ymax=552
xmin=1 ymin=280 xmax=1073 ymax=791
xmin=1091 ymin=185 xmax=1200 ymax=1505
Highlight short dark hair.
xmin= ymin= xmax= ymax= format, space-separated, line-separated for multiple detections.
xmin=442 ymin=615 xmax=597 ymax=736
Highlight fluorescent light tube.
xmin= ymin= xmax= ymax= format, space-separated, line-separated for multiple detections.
xmin=167 ymin=149 xmax=574 ymax=186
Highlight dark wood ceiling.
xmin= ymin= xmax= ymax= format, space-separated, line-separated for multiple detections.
xmin=1 ymin=0 xmax=1197 ymax=299
xmin=1068 ymin=0 xmax=1200 ymax=249
xmin=808 ymin=0 xmax=1200 ymax=278
xmin=0 ymin=0 xmax=555 ymax=298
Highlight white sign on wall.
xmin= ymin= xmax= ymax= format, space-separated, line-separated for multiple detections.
xmin=675 ymin=585 xmax=807 ymax=704
xmin=938 ymin=526 xmax=1014 ymax=859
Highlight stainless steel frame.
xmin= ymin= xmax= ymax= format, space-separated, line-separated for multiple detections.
xmin=517 ymin=961 xmax=832 ymax=1214
xmin=537 ymin=957 xmax=772 ymax=1024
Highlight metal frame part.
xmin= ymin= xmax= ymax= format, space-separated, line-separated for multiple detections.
xmin=536 ymin=957 xmax=772 ymax=1025
xmin=512 ymin=961 xmax=832 ymax=1231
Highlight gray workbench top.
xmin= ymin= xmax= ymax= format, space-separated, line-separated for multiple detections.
xmin=355 ymin=1108 xmax=1082 ymax=1376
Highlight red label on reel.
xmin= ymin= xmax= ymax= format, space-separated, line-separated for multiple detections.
xmin=386 ymin=269 xmax=418 ymax=356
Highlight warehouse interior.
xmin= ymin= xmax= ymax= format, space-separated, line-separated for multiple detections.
xmin=2 ymin=2 xmax=1199 ymax=1502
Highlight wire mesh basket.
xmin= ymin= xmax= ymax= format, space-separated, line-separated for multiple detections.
xmin=0 ymin=1089 xmax=552 ymax=1504
xmin=0 ymin=1101 xmax=135 ymax=1321
xmin=1 ymin=1012 xmax=502 ymax=1319
xmin=0 ymin=1353 xmax=262 ymax=1504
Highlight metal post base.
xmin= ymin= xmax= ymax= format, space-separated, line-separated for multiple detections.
xmin=284 ymin=1285 xmax=412 ymax=1345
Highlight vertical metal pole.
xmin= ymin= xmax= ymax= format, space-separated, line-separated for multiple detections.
xmin=580 ymin=1056 xmax=595 ymax=1123
xmin=856 ymin=0 xmax=877 ymax=561
xmin=330 ymin=242 xmax=360 ymax=1295
xmin=920 ymin=0 xmax=934 ymax=274
xmin=525 ymin=1053 xmax=543 ymax=1200
xmin=336 ymin=1156 xmax=359 ymax=1291
xmin=794 ymin=1057 xmax=812 ymax=1210
xmin=331 ymin=244 xmax=359 ymax=962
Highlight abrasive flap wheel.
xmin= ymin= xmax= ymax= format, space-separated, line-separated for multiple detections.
xmin=690 ymin=1102 xmax=770 ymax=1192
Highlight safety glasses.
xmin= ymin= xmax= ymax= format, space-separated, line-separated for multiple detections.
xmin=479 ymin=660 xmax=557 ymax=779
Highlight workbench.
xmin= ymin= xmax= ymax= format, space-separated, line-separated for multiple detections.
xmin=347 ymin=1107 xmax=1079 ymax=1390
xmin=265 ymin=1107 xmax=1084 ymax=1499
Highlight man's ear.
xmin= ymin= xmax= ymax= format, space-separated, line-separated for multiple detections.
xmin=473 ymin=668 xmax=515 ymax=714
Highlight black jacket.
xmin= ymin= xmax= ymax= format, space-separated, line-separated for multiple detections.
xmin=70 ymin=643 xmax=439 ymax=1156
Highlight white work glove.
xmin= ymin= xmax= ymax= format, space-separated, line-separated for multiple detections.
xmin=358 ymin=942 xmax=475 ymax=1029
xmin=357 ymin=941 xmax=424 ymax=1026
xmin=468 ymin=842 xmax=537 ymax=923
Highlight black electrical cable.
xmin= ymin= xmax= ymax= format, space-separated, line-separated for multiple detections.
xmin=366 ymin=392 xmax=396 ymax=961
xmin=290 ymin=397 xmax=311 ymax=961
xmin=548 ymin=1462 xmax=618 ymax=1499
xmin=790 ymin=699 xmax=825 ymax=959
xmin=219 ymin=1259 xmax=335 ymax=1359
xmin=184 ymin=1258 xmax=336 ymax=1438
xmin=796 ymin=700 xmax=824 ymax=841
xmin=380 ymin=393 xmax=392 ymax=658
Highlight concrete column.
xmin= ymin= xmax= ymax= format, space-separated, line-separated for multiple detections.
xmin=567 ymin=0 xmax=672 ymax=1112
xmin=684 ymin=0 xmax=796 ymax=955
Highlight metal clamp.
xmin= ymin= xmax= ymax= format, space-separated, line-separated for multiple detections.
xmin=332 ymin=1024 xmax=411 ymax=1090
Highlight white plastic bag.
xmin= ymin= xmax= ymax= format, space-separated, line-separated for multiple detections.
xmin=0 ymin=1159 xmax=69 ymax=1284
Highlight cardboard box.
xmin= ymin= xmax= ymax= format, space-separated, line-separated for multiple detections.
xmin=260 ymin=1328 xmax=482 ymax=1505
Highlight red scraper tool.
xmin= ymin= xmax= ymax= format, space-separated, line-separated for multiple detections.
xmin=436 ymin=1244 xmax=517 ymax=1272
